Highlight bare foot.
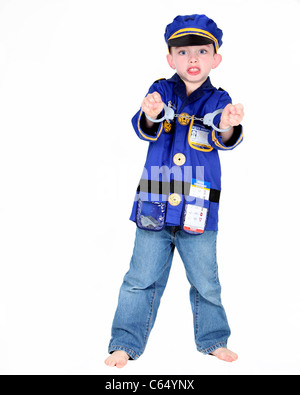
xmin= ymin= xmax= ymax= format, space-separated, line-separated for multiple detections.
xmin=211 ymin=347 xmax=238 ymax=362
xmin=105 ymin=351 xmax=130 ymax=368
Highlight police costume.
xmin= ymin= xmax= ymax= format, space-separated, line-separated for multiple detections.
xmin=129 ymin=15 xmax=243 ymax=234
xmin=108 ymin=14 xmax=243 ymax=361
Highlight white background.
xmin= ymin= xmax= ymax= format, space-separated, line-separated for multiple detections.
xmin=0 ymin=0 xmax=300 ymax=375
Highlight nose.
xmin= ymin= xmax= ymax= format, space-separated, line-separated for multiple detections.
xmin=188 ymin=53 xmax=199 ymax=63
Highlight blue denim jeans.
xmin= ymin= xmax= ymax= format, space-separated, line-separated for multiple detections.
xmin=108 ymin=226 xmax=231 ymax=359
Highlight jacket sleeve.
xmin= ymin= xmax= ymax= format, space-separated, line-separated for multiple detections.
xmin=131 ymin=80 xmax=166 ymax=142
xmin=207 ymin=91 xmax=244 ymax=151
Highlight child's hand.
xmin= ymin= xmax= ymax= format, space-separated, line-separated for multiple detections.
xmin=141 ymin=92 xmax=164 ymax=120
xmin=219 ymin=103 xmax=244 ymax=130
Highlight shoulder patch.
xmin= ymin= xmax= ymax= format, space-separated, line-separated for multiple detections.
xmin=218 ymin=87 xmax=225 ymax=91
xmin=154 ymin=78 xmax=166 ymax=84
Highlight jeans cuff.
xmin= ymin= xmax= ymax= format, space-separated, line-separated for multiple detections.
xmin=108 ymin=345 xmax=140 ymax=360
xmin=197 ymin=341 xmax=228 ymax=355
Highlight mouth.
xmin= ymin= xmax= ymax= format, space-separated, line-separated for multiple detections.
xmin=187 ymin=67 xmax=201 ymax=76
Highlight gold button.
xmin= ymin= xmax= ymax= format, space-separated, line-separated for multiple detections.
xmin=178 ymin=113 xmax=191 ymax=126
xmin=168 ymin=193 xmax=181 ymax=206
xmin=173 ymin=153 xmax=186 ymax=166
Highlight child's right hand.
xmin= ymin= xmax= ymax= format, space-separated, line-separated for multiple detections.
xmin=141 ymin=92 xmax=164 ymax=120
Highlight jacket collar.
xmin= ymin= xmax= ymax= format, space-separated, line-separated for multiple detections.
xmin=167 ymin=73 xmax=215 ymax=110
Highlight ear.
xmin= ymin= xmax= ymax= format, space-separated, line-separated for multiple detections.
xmin=167 ymin=53 xmax=176 ymax=70
xmin=212 ymin=53 xmax=222 ymax=69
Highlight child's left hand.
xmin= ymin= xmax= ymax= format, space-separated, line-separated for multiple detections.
xmin=219 ymin=103 xmax=244 ymax=130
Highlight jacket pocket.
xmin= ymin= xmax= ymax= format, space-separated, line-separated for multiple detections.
xmin=188 ymin=117 xmax=213 ymax=152
xmin=181 ymin=197 xmax=210 ymax=235
xmin=136 ymin=200 xmax=166 ymax=231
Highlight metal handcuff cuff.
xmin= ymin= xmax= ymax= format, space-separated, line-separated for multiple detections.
xmin=145 ymin=103 xmax=231 ymax=133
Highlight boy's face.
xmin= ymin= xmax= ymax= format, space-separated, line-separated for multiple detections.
xmin=167 ymin=44 xmax=222 ymax=92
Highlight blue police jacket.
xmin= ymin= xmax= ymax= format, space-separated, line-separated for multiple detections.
xmin=129 ymin=73 xmax=243 ymax=234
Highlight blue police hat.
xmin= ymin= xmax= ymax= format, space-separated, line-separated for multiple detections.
xmin=165 ymin=14 xmax=223 ymax=53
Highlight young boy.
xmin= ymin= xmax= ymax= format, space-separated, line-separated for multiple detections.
xmin=105 ymin=14 xmax=244 ymax=368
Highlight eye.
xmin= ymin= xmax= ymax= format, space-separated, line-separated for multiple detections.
xmin=178 ymin=50 xmax=186 ymax=55
xmin=199 ymin=49 xmax=207 ymax=54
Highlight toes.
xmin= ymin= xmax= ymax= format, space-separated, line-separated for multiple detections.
xmin=105 ymin=357 xmax=116 ymax=367
xmin=116 ymin=358 xmax=127 ymax=368
xmin=211 ymin=348 xmax=238 ymax=362
xmin=105 ymin=352 xmax=129 ymax=368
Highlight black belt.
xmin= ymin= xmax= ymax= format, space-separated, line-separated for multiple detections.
xmin=137 ymin=179 xmax=220 ymax=203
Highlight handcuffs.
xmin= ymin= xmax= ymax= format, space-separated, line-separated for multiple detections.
xmin=145 ymin=103 xmax=231 ymax=133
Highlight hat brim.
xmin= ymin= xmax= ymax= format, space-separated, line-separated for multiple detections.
xmin=168 ymin=35 xmax=215 ymax=49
